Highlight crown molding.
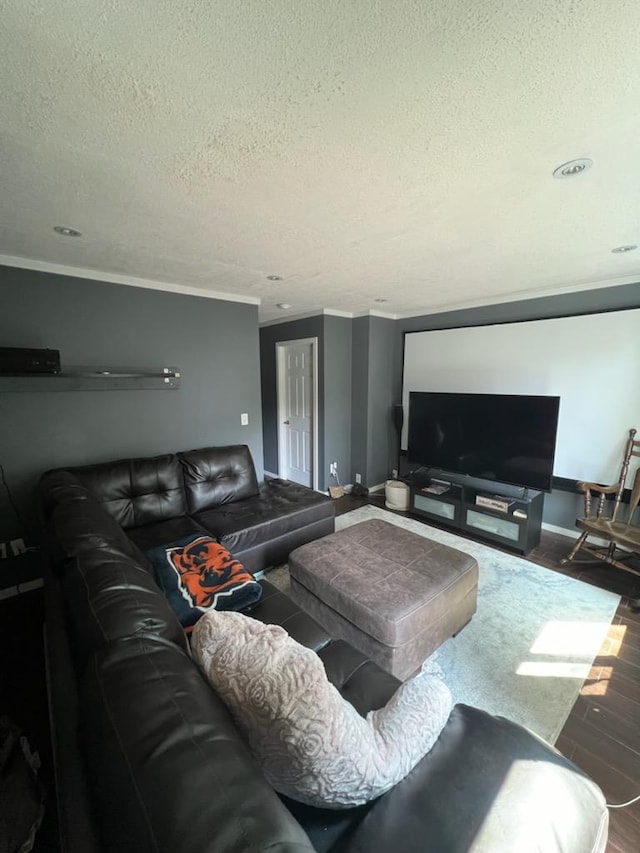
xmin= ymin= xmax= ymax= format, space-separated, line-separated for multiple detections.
xmin=394 ymin=274 xmax=640 ymax=319
xmin=260 ymin=307 xmax=353 ymax=327
xmin=0 ymin=254 xmax=261 ymax=306
xmin=323 ymin=308 xmax=353 ymax=318
xmin=352 ymin=308 xmax=398 ymax=319
xmin=5 ymin=253 xmax=636 ymax=321
xmin=260 ymin=309 xmax=325 ymax=327
xmin=260 ymin=306 xmax=400 ymax=326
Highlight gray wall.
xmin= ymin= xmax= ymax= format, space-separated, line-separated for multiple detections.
xmin=259 ymin=315 xmax=353 ymax=492
xmin=349 ymin=316 xmax=396 ymax=487
xmin=259 ymin=284 xmax=640 ymax=518
xmin=0 ymin=265 xmax=263 ymax=544
xmin=260 ymin=316 xmax=325 ymax=480
xmin=323 ymin=316 xmax=352 ymax=490
xmin=366 ymin=316 xmax=397 ymax=486
xmin=393 ymin=282 xmax=640 ymax=529
xmin=350 ymin=318 xmax=369 ymax=485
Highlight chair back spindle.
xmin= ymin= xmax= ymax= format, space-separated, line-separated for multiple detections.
xmin=563 ymin=427 xmax=640 ymax=576
xmin=611 ymin=428 xmax=639 ymax=522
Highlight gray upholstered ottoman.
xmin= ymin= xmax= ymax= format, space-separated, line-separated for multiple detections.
xmin=288 ymin=519 xmax=478 ymax=680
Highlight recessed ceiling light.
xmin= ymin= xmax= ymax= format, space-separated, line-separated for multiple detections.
xmin=266 ymin=275 xmax=282 ymax=281
xmin=611 ymin=244 xmax=637 ymax=253
xmin=552 ymin=158 xmax=593 ymax=179
xmin=277 ymin=303 xmax=292 ymax=310
xmin=374 ymin=298 xmax=388 ymax=303
xmin=53 ymin=225 xmax=82 ymax=237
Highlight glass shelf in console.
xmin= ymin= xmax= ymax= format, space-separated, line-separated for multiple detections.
xmin=0 ymin=366 xmax=181 ymax=392
xmin=466 ymin=509 xmax=520 ymax=542
xmin=413 ymin=493 xmax=456 ymax=521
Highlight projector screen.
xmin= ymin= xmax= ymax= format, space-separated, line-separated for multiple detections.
xmin=402 ymin=308 xmax=640 ymax=486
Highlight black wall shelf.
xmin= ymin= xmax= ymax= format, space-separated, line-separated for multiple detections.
xmin=0 ymin=366 xmax=181 ymax=392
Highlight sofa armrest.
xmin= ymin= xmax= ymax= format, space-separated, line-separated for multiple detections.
xmin=341 ymin=704 xmax=608 ymax=853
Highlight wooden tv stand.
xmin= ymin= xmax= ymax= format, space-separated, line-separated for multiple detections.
xmin=409 ymin=470 xmax=544 ymax=555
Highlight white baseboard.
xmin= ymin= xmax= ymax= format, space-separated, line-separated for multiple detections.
xmin=541 ymin=522 xmax=613 ymax=548
xmin=264 ymin=470 xmax=278 ymax=479
xmin=541 ymin=522 xmax=577 ymax=540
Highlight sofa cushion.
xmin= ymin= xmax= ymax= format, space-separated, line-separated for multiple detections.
xmin=127 ymin=516 xmax=209 ymax=552
xmin=216 ymin=517 xmax=336 ymax=576
xmin=236 ymin=582 xmax=401 ymax=716
xmin=179 ymin=445 xmax=259 ymax=513
xmin=250 ymin=580 xmax=332 ymax=653
xmin=191 ymin=610 xmax=452 ymax=809
xmin=63 ymin=552 xmax=189 ymax=667
xmin=71 ymin=454 xmax=187 ymax=529
xmin=80 ymin=636 xmax=314 ymax=853
xmin=147 ymin=536 xmax=262 ymax=632
xmin=194 ymin=479 xmax=334 ymax=555
xmin=316 ymin=640 xmax=401 ymax=718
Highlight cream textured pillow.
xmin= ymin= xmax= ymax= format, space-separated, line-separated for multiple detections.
xmin=191 ymin=610 xmax=453 ymax=808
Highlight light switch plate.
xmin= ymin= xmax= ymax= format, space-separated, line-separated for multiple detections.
xmin=240 ymin=413 xmax=249 ymax=425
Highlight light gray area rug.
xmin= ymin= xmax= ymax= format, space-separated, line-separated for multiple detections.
xmin=269 ymin=505 xmax=620 ymax=744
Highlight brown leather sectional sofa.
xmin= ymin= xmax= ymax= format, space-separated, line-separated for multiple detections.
xmin=40 ymin=444 xmax=609 ymax=852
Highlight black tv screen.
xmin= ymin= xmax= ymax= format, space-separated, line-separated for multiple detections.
xmin=407 ymin=392 xmax=560 ymax=492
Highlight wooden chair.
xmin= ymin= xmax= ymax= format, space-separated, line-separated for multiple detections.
xmin=562 ymin=428 xmax=640 ymax=577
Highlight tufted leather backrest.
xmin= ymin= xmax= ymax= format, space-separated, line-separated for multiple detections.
xmin=71 ymin=454 xmax=187 ymax=529
xmin=179 ymin=445 xmax=259 ymax=513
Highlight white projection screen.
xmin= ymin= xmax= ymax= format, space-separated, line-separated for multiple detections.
xmin=402 ymin=308 xmax=640 ymax=486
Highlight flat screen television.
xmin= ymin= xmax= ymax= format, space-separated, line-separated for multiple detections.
xmin=407 ymin=392 xmax=561 ymax=493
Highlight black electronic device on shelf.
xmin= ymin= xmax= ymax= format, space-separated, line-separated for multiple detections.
xmin=407 ymin=391 xmax=560 ymax=493
xmin=0 ymin=346 xmax=61 ymax=375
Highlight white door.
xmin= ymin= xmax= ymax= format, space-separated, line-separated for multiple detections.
xmin=277 ymin=339 xmax=317 ymax=489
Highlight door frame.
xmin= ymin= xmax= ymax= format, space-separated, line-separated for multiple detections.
xmin=276 ymin=337 xmax=319 ymax=491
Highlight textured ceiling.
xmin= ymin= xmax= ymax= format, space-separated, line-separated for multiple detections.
xmin=2 ymin=0 xmax=640 ymax=322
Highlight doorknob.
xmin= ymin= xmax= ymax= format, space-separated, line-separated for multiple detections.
xmin=283 ymin=420 xmax=290 ymax=424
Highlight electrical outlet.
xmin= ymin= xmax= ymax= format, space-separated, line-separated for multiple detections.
xmin=392 ymin=468 xmax=398 ymax=479
xmin=329 ymin=462 xmax=338 ymax=477
xmin=355 ymin=473 xmax=362 ymax=484
xmin=10 ymin=538 xmax=26 ymax=556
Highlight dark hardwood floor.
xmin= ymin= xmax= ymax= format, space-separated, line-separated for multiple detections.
xmin=336 ymin=491 xmax=640 ymax=853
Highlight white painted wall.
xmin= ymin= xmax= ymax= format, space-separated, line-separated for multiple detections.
xmin=402 ymin=309 xmax=640 ymax=484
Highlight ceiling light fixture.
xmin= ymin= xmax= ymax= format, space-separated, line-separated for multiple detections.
xmin=611 ymin=244 xmax=637 ymax=253
xmin=266 ymin=275 xmax=282 ymax=281
xmin=552 ymin=158 xmax=593 ymax=179
xmin=276 ymin=303 xmax=292 ymax=310
xmin=53 ymin=225 xmax=82 ymax=237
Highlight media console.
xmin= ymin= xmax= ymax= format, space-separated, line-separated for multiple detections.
xmin=409 ymin=469 xmax=544 ymax=555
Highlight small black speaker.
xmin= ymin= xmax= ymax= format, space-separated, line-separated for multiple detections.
xmin=392 ymin=404 xmax=404 ymax=436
